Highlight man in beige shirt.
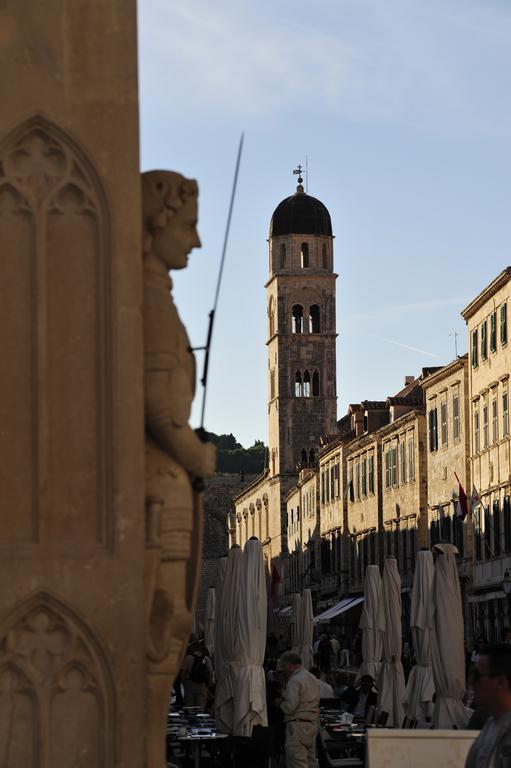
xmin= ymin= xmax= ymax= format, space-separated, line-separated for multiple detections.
xmin=278 ymin=651 xmax=320 ymax=768
xmin=465 ymin=643 xmax=511 ymax=768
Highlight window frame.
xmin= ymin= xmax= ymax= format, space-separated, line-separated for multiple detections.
xmin=368 ymin=454 xmax=375 ymax=494
xmin=481 ymin=320 xmax=488 ymax=361
xmin=501 ymin=303 xmax=508 ymax=345
xmin=400 ymin=441 xmax=407 ymax=484
xmin=490 ymin=311 xmax=497 ymax=352
xmin=492 ymin=397 xmax=498 ymax=444
xmin=440 ymin=400 xmax=448 ymax=446
xmin=472 ymin=328 xmax=479 ymax=368
xmin=408 ymin=438 xmax=415 ymax=481
xmin=429 ymin=407 xmax=438 ymax=452
xmin=453 ymin=393 xmax=460 ymax=440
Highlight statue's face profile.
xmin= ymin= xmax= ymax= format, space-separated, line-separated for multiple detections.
xmin=142 ymin=170 xmax=201 ymax=270
xmin=152 ymin=196 xmax=201 ymax=271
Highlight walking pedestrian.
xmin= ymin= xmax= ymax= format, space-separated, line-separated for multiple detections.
xmin=317 ymin=634 xmax=332 ymax=674
xmin=277 ymin=651 xmax=320 ymax=768
xmin=330 ymin=634 xmax=341 ymax=668
xmin=181 ymin=640 xmax=213 ymax=710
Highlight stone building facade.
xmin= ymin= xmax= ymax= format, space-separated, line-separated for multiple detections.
xmin=228 ymin=174 xmax=511 ymax=648
xmin=462 ymin=268 xmax=511 ymax=641
xmin=285 ymin=469 xmax=320 ymax=595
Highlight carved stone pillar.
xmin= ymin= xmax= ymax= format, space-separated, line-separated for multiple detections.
xmin=0 ymin=2 xmax=144 ymax=766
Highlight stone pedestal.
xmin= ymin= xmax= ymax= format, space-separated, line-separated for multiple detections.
xmin=0 ymin=2 xmax=145 ymax=765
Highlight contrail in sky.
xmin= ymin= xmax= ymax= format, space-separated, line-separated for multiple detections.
xmin=369 ymin=334 xmax=439 ymax=358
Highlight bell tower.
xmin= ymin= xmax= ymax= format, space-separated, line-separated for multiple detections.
xmin=266 ymin=169 xmax=337 ymax=477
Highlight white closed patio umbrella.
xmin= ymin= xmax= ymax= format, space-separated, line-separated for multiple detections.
xmin=214 ymin=557 xmax=227 ymax=678
xmin=357 ymin=564 xmax=382 ymax=683
xmin=233 ymin=537 xmax=268 ymax=736
xmin=215 ymin=546 xmax=242 ymax=732
xmin=405 ymin=550 xmax=435 ymax=725
xmin=377 ymin=558 xmax=406 ymax=727
xmin=299 ymin=589 xmax=314 ymax=671
xmin=204 ymin=587 xmax=216 ymax=658
xmin=429 ymin=543 xmax=468 ymax=729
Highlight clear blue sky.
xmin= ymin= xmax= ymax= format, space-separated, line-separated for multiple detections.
xmin=138 ymin=0 xmax=511 ymax=448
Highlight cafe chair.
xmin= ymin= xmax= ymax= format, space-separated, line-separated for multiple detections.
xmin=233 ymin=725 xmax=274 ymax=768
xmin=377 ymin=710 xmax=389 ymax=727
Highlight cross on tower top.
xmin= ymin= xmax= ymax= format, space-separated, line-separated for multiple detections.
xmin=293 ymin=164 xmax=305 ymax=193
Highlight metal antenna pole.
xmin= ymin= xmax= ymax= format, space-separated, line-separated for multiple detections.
xmin=199 ymin=133 xmax=244 ymax=428
xmin=450 ymin=331 xmax=459 ymax=358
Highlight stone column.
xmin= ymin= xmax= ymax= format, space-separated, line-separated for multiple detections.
xmin=0 ymin=2 xmax=144 ymax=766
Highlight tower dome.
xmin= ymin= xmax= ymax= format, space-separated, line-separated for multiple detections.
xmin=269 ymin=179 xmax=332 ymax=238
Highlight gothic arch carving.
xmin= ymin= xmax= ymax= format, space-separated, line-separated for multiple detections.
xmin=0 ymin=115 xmax=113 ymax=548
xmin=0 ymin=591 xmax=115 ymax=767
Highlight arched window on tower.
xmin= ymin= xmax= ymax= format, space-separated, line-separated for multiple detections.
xmin=295 ymin=371 xmax=303 ymax=397
xmin=312 ymin=370 xmax=320 ymax=397
xmin=280 ymin=243 xmax=286 ymax=269
xmin=292 ymin=304 xmax=303 ymax=333
xmin=303 ymin=370 xmax=311 ymax=397
xmin=269 ymin=296 xmax=275 ymax=337
xmin=270 ymin=369 xmax=275 ymax=400
xmin=272 ymin=450 xmax=276 ymax=475
xmin=322 ymin=243 xmax=328 ymax=268
xmin=309 ymin=448 xmax=315 ymax=463
xmin=301 ymin=448 xmax=307 ymax=464
xmin=309 ymin=305 xmax=320 ymax=333
xmin=301 ymin=242 xmax=309 ymax=268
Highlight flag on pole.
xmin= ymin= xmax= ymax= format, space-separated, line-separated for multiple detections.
xmin=470 ymin=485 xmax=481 ymax=512
xmin=269 ymin=562 xmax=283 ymax=601
xmin=454 ymin=472 xmax=469 ymax=519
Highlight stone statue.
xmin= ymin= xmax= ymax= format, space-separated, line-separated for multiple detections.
xmin=142 ymin=170 xmax=216 ymax=766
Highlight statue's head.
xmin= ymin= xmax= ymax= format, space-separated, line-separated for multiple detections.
xmin=142 ymin=170 xmax=201 ymax=270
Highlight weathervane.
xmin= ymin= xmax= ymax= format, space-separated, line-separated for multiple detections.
xmin=293 ymin=164 xmax=304 ymax=185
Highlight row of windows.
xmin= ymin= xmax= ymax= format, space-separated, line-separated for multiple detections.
xmin=473 ymin=391 xmax=509 ymax=453
xmin=268 ymin=302 xmax=322 ymax=337
xmin=321 ymin=463 xmax=340 ymax=504
xmin=321 ymin=532 xmax=343 ymax=574
xmin=295 ymin=369 xmax=320 ymax=397
xmin=430 ymin=509 xmax=465 ymax=556
xmin=277 ymin=242 xmax=329 ymax=271
xmin=236 ymin=507 xmax=269 ymax=544
xmin=348 ymin=454 xmax=376 ymax=500
xmin=471 ymin=303 xmax=508 ymax=368
xmin=287 ymin=542 xmax=316 ymax=591
xmin=383 ymin=440 xmax=415 ymax=489
xmin=300 ymin=448 xmax=316 ymax=464
xmin=302 ymin=486 xmax=316 ymax=518
xmin=350 ymin=531 xmax=378 ymax=581
xmin=428 ymin=394 xmax=461 ymax=451
xmin=292 ymin=304 xmax=321 ymax=334
xmin=473 ymin=497 xmax=511 ymax=560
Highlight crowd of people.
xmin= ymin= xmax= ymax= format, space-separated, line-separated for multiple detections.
xmin=172 ymin=629 xmax=511 ymax=768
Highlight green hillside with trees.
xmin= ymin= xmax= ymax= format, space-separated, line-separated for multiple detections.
xmin=205 ymin=432 xmax=268 ymax=476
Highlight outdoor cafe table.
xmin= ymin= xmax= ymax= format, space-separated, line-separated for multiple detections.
xmin=177 ymin=730 xmax=230 ymax=768
xmin=319 ymin=706 xmax=367 ymax=767
xmin=167 ymin=708 xmax=230 ymax=768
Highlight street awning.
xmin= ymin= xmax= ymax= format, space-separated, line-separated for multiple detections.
xmin=313 ymin=596 xmax=364 ymax=623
